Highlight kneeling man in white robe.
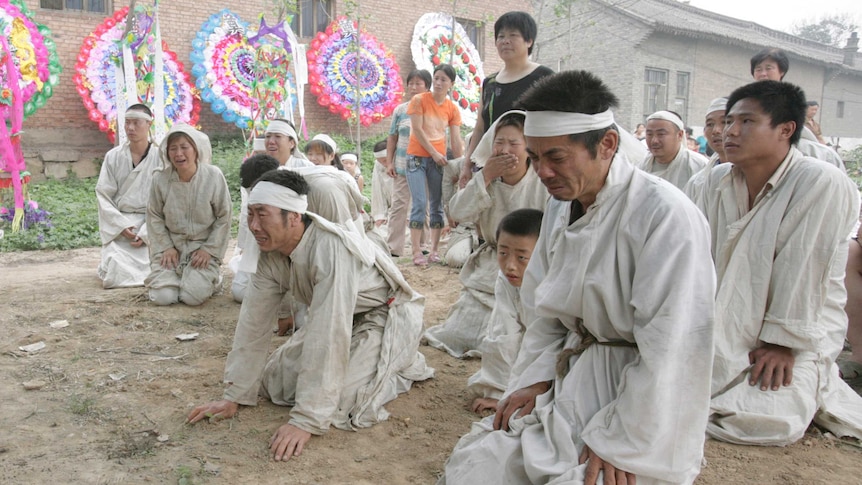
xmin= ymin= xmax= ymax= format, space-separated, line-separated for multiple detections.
xmin=95 ymin=104 xmax=159 ymax=288
xmin=188 ymin=169 xmax=433 ymax=461
xmin=441 ymin=71 xmax=716 ymax=485
xmin=693 ymin=80 xmax=862 ymax=445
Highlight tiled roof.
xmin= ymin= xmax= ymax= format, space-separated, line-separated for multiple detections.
xmin=596 ymin=0 xmax=862 ymax=73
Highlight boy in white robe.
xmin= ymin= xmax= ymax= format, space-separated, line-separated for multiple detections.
xmin=425 ymin=112 xmax=548 ymax=358
xmin=441 ymin=71 xmax=715 ymax=485
xmin=695 ymin=80 xmax=862 ymax=445
xmin=229 ymin=154 xmax=279 ymax=303
xmin=188 ymin=169 xmax=433 ymax=461
xmin=640 ymin=110 xmax=708 ymax=190
xmin=466 ymin=208 xmax=542 ymax=414
xmin=95 ymin=105 xmax=160 ymax=288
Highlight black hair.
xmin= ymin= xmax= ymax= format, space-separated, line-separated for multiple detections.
xmin=515 ymin=70 xmax=619 ymax=158
xmin=165 ymin=131 xmax=197 ymax=161
xmin=240 ymin=154 xmax=280 ymax=189
xmin=127 ymin=103 xmax=153 ymax=117
xmin=494 ymin=11 xmax=538 ymax=55
xmin=726 ymin=80 xmax=806 ymax=145
xmin=406 ymin=69 xmax=432 ymax=89
xmin=496 ymin=208 xmax=543 ymax=240
xmin=254 ymin=168 xmax=310 ymax=195
xmin=750 ymin=48 xmax=790 ymax=80
xmin=434 ymin=63 xmax=457 ymax=83
xmin=807 ymin=100 xmax=819 ymax=107
xmin=373 ymin=139 xmax=387 ymax=153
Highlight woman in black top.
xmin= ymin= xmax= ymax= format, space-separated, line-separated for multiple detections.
xmin=459 ymin=11 xmax=553 ymax=188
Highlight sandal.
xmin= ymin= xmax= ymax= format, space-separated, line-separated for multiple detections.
xmin=429 ymin=252 xmax=442 ymax=264
xmin=413 ymin=254 xmax=428 ymax=266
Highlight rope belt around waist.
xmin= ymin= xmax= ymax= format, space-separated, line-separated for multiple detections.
xmin=556 ymin=318 xmax=638 ymax=378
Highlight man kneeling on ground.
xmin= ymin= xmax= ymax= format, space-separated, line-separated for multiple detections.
xmin=188 ymin=169 xmax=433 ymax=461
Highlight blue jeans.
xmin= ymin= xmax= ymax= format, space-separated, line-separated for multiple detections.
xmin=405 ymin=155 xmax=445 ymax=229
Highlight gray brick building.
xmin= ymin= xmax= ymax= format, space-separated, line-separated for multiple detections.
xmin=533 ymin=0 xmax=862 ymax=143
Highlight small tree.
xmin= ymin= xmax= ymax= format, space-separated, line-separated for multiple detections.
xmin=791 ymin=13 xmax=859 ymax=48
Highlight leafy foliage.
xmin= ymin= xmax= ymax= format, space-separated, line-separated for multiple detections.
xmin=792 ymin=13 xmax=859 ymax=47
xmin=843 ymin=144 xmax=862 ymax=191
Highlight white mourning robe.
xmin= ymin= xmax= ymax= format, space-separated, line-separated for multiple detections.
xmin=683 ymin=152 xmax=721 ymax=207
xmin=796 ymin=135 xmax=845 ymax=171
xmin=639 ymin=147 xmax=708 ymax=191
xmin=696 ymin=147 xmax=862 ymax=445
xmin=370 ymin=160 xmax=392 ymax=223
xmin=465 ymin=272 xmax=528 ymax=401
xmin=95 ymin=143 xmax=160 ymax=288
xmin=223 ymin=214 xmax=433 ymax=434
xmin=442 ymin=155 xmax=715 ymax=485
xmin=424 ymin=168 xmax=547 ymax=358
xmin=146 ymin=162 xmax=232 ymax=303
xmin=229 ymin=186 xmax=253 ymax=302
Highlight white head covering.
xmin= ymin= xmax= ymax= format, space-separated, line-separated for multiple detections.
xmin=705 ymin=97 xmax=728 ymax=117
xmin=247 ymin=181 xmax=308 ymax=214
xmin=159 ymin=123 xmax=212 ymax=170
xmin=373 ymin=149 xmax=387 ymax=159
xmin=265 ymin=120 xmax=298 ymax=141
xmin=473 ymin=110 xmax=525 ymax=168
xmin=312 ymin=133 xmax=338 ymax=152
xmin=125 ymin=110 xmax=153 ymax=121
xmin=341 ymin=153 xmax=358 ymax=163
xmin=523 ymin=109 xmax=647 ymax=166
xmin=646 ymin=110 xmax=685 ymax=131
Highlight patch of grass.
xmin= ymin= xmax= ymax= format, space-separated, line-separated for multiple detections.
xmin=68 ymin=393 xmax=97 ymax=416
xmin=0 ymin=131 xmax=389 ymax=252
xmin=175 ymin=464 xmax=195 ymax=485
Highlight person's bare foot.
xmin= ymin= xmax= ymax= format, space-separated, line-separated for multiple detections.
xmin=471 ymin=397 xmax=499 ymax=414
xmin=276 ymin=316 xmax=295 ymax=336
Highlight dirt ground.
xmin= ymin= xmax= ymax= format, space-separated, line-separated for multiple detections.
xmin=1 ymin=245 xmax=860 ymax=484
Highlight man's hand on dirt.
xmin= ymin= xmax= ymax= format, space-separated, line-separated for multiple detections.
xmin=580 ymin=445 xmax=636 ymax=485
xmin=187 ymin=400 xmax=238 ymax=424
xmin=270 ymin=423 xmax=312 ymax=461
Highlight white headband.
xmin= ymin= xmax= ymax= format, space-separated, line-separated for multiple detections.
xmin=524 ymin=109 xmax=615 ymax=137
xmin=705 ymin=97 xmax=728 ymax=117
xmin=341 ymin=153 xmax=358 ymax=163
xmin=266 ymin=120 xmax=298 ymax=140
xmin=312 ymin=134 xmax=337 ymax=152
xmin=248 ymin=181 xmax=308 ymax=214
xmin=373 ymin=149 xmax=387 ymax=159
xmin=646 ymin=111 xmax=684 ymax=131
xmin=126 ymin=110 xmax=153 ymax=121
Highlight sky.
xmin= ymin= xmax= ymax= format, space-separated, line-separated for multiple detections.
xmin=687 ymin=0 xmax=862 ymax=33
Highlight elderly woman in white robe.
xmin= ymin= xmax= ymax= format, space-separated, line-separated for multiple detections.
xmin=145 ymin=124 xmax=231 ymax=306
xmin=425 ymin=111 xmax=547 ymax=358
xmin=96 ymin=104 xmax=161 ymax=288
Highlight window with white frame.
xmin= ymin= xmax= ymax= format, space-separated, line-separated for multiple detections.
xmin=674 ymin=71 xmax=690 ymax=123
xmin=40 ymin=0 xmax=107 ymax=13
xmin=456 ymin=18 xmax=483 ymax=59
xmin=643 ymin=68 xmax=668 ymax=117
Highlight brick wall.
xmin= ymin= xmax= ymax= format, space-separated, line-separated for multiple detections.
xmin=17 ymin=0 xmax=529 ymax=176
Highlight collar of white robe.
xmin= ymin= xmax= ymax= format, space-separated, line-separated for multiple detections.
xmin=524 ymin=109 xmax=615 ymax=137
xmin=248 ymin=181 xmax=308 ymax=214
xmin=265 ymin=120 xmax=298 ymax=140
xmin=646 ymin=110 xmax=684 ymax=131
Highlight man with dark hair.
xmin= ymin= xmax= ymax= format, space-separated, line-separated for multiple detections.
xmin=695 ymin=80 xmax=862 ymax=445
xmin=750 ymin=47 xmax=790 ymax=81
xmin=441 ymin=71 xmax=715 ymax=484
xmin=230 ymin=154 xmax=280 ymax=303
xmin=188 ymin=169 xmax=433 ymax=461
xmin=749 ymin=49 xmax=844 ymax=169
xmin=95 ymin=104 xmax=160 ymax=288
